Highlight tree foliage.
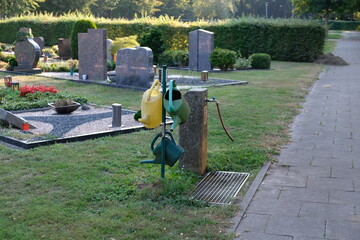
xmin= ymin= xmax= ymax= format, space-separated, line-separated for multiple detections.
xmin=0 ymin=0 xmax=44 ymax=18
xmin=193 ymin=0 xmax=237 ymax=20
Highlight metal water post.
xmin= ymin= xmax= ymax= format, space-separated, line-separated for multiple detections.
xmin=161 ymin=66 xmax=167 ymax=178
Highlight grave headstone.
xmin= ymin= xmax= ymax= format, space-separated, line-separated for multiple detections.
xmin=189 ymin=29 xmax=214 ymax=71
xmin=58 ymin=38 xmax=71 ymax=59
xmin=107 ymin=39 xmax=113 ymax=61
xmin=78 ymin=29 xmax=107 ymax=81
xmin=115 ymin=47 xmax=153 ymax=89
xmin=14 ymin=28 xmax=41 ymax=74
xmin=33 ymin=37 xmax=44 ymax=56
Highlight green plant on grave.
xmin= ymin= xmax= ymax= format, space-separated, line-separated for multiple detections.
xmin=249 ymin=53 xmax=271 ymax=69
xmin=70 ymin=19 xmax=97 ymax=60
xmin=15 ymin=31 xmax=33 ymax=42
xmin=110 ymin=35 xmax=139 ymax=56
xmin=54 ymin=98 xmax=74 ymax=107
xmin=210 ymin=48 xmax=236 ymax=71
xmin=159 ymin=50 xmax=188 ymax=67
xmin=5 ymin=55 xmax=17 ymax=70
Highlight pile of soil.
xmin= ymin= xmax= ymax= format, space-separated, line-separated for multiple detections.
xmin=314 ymin=53 xmax=349 ymax=66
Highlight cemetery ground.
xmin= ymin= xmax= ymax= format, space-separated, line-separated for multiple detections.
xmin=0 ymin=61 xmax=323 ymax=239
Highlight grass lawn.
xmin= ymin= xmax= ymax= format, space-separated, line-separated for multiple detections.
xmin=0 ymin=60 xmax=323 ymax=239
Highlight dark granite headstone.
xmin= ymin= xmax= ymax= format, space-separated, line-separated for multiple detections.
xmin=58 ymin=38 xmax=71 ymax=59
xmin=78 ymin=29 xmax=107 ymax=81
xmin=14 ymin=28 xmax=41 ymax=74
xmin=189 ymin=29 xmax=214 ymax=71
xmin=115 ymin=47 xmax=153 ymax=88
xmin=107 ymin=39 xmax=113 ymax=61
xmin=33 ymin=37 xmax=44 ymax=56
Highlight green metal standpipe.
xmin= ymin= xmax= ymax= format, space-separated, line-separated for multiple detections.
xmin=161 ymin=66 xmax=167 ymax=178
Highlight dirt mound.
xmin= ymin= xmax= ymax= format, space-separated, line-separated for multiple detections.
xmin=314 ymin=53 xmax=349 ymax=66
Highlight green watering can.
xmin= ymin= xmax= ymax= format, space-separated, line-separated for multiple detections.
xmin=163 ymin=80 xmax=190 ymax=131
xmin=141 ymin=131 xmax=184 ymax=167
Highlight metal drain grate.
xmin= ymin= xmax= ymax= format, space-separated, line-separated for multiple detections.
xmin=192 ymin=171 xmax=250 ymax=205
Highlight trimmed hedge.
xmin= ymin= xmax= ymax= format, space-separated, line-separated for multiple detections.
xmin=0 ymin=15 xmax=326 ymax=62
xmin=70 ymin=19 xmax=97 ymax=59
xmin=210 ymin=48 xmax=237 ymax=71
xmin=328 ymin=20 xmax=360 ymax=30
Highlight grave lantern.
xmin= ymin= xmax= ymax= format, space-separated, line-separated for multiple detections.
xmin=201 ymin=71 xmax=208 ymax=81
xmin=4 ymin=76 xmax=12 ymax=87
xmin=11 ymin=82 xmax=20 ymax=91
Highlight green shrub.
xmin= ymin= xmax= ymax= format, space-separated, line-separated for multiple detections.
xmin=234 ymin=57 xmax=250 ymax=70
xmin=210 ymin=48 xmax=236 ymax=71
xmin=107 ymin=60 xmax=116 ymax=71
xmin=249 ymin=53 xmax=271 ymax=69
xmin=43 ymin=48 xmax=56 ymax=57
xmin=159 ymin=50 xmax=188 ymax=67
xmin=51 ymin=45 xmax=59 ymax=54
xmin=139 ymin=29 xmax=165 ymax=63
xmin=38 ymin=61 xmax=77 ymax=72
xmin=0 ymin=43 xmax=5 ymax=51
xmin=110 ymin=35 xmax=139 ymax=56
xmin=6 ymin=55 xmax=17 ymax=70
xmin=70 ymin=19 xmax=97 ymax=59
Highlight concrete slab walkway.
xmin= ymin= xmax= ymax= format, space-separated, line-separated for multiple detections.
xmin=233 ymin=31 xmax=360 ymax=240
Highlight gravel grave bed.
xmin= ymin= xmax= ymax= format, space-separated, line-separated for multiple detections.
xmin=2 ymin=106 xmax=143 ymax=143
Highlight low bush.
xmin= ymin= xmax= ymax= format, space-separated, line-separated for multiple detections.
xmin=38 ymin=60 xmax=78 ymax=72
xmin=234 ymin=57 xmax=250 ymax=70
xmin=159 ymin=50 xmax=188 ymax=67
xmin=110 ymin=35 xmax=139 ymax=56
xmin=6 ymin=55 xmax=17 ymax=70
xmin=0 ymin=43 xmax=5 ymax=51
xmin=43 ymin=48 xmax=56 ymax=57
xmin=210 ymin=48 xmax=236 ymax=71
xmin=249 ymin=53 xmax=271 ymax=69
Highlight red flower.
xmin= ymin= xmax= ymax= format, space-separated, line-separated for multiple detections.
xmin=19 ymin=84 xmax=59 ymax=97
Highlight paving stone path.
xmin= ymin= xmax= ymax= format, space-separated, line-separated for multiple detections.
xmin=234 ymin=31 xmax=360 ymax=240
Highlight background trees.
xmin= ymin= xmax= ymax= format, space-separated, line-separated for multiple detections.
xmin=0 ymin=0 xmax=359 ymax=21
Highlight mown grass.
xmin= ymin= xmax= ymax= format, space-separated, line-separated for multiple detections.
xmin=0 ymin=61 xmax=322 ymax=239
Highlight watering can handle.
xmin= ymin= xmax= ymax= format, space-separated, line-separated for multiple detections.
xmin=169 ymin=80 xmax=175 ymax=112
xmin=150 ymin=131 xmax=175 ymax=151
xmin=146 ymin=80 xmax=160 ymax=101
xmin=150 ymin=132 xmax=162 ymax=151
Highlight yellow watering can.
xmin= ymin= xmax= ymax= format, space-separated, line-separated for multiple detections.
xmin=138 ymin=80 xmax=162 ymax=129
xmin=163 ymin=80 xmax=190 ymax=131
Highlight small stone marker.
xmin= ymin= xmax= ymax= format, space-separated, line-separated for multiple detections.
xmin=78 ymin=29 xmax=107 ymax=81
xmin=179 ymin=88 xmax=208 ymax=175
xmin=106 ymin=39 xmax=113 ymax=61
xmin=0 ymin=108 xmax=36 ymax=130
xmin=33 ymin=37 xmax=44 ymax=56
xmin=58 ymin=38 xmax=71 ymax=59
xmin=115 ymin=47 xmax=154 ymax=88
xmin=189 ymin=29 xmax=214 ymax=71
xmin=14 ymin=28 xmax=41 ymax=74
